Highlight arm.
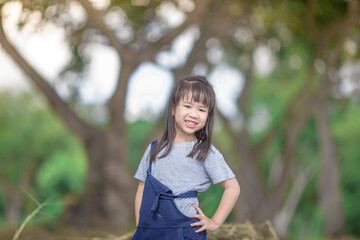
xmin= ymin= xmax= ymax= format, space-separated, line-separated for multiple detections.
xmin=190 ymin=177 xmax=240 ymax=233
xmin=135 ymin=181 xmax=145 ymax=226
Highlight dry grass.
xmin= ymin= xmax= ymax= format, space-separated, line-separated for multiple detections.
xmin=116 ymin=221 xmax=279 ymax=240
xmin=1 ymin=225 xmax=360 ymax=240
xmin=207 ymin=221 xmax=279 ymax=240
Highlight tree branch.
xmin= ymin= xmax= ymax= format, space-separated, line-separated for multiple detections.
xmin=236 ymin=53 xmax=253 ymax=120
xmin=254 ymin=66 xmax=317 ymax=155
xmin=108 ymin=0 xmax=212 ymax=126
xmin=172 ymin=25 xmax=209 ymax=79
xmin=256 ymin=12 xmax=354 ymax=217
xmin=259 ymin=54 xmax=343 ymax=219
xmin=273 ymin=166 xmax=314 ymax=237
xmin=108 ymin=59 xmax=135 ymax=128
xmin=139 ymin=0 xmax=212 ymax=62
xmin=315 ymin=98 xmax=345 ymax=235
xmin=172 ymin=0 xmax=247 ymax=79
xmin=0 ymin=14 xmax=96 ymax=140
xmin=306 ymin=0 xmax=319 ymax=43
xmin=315 ymin=0 xmax=359 ymax=55
xmin=77 ymin=0 xmax=131 ymax=57
xmin=254 ymin=0 xmax=359 ymax=158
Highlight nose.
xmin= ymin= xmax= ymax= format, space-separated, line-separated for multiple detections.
xmin=189 ymin=109 xmax=199 ymax=118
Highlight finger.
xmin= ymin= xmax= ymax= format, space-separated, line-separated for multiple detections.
xmin=192 ymin=205 xmax=204 ymax=215
xmin=190 ymin=221 xmax=203 ymax=227
xmin=189 ymin=214 xmax=201 ymax=219
xmin=195 ymin=225 xmax=207 ymax=233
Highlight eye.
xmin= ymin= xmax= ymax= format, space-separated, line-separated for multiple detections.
xmin=184 ymin=105 xmax=191 ymax=108
xmin=199 ymin=109 xmax=207 ymax=112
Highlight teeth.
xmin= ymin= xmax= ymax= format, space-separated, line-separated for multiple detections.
xmin=186 ymin=121 xmax=197 ymax=128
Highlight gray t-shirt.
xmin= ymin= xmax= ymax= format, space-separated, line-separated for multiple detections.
xmin=134 ymin=140 xmax=235 ymax=217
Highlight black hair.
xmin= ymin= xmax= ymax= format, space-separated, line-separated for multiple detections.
xmin=150 ymin=75 xmax=216 ymax=162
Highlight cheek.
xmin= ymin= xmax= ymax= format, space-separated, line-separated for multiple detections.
xmin=172 ymin=106 xmax=181 ymax=116
xmin=200 ymin=113 xmax=209 ymax=123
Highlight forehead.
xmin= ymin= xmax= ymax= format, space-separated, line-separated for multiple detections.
xmin=173 ymin=80 xmax=215 ymax=109
xmin=181 ymin=92 xmax=207 ymax=106
xmin=180 ymin=99 xmax=208 ymax=108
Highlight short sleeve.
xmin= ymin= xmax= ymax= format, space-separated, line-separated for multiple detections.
xmin=134 ymin=143 xmax=152 ymax=182
xmin=204 ymin=146 xmax=235 ymax=184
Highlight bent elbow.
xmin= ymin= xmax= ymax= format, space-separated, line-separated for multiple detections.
xmin=230 ymin=178 xmax=240 ymax=198
xmin=235 ymin=181 xmax=241 ymax=198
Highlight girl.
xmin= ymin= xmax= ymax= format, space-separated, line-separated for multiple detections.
xmin=133 ymin=75 xmax=240 ymax=240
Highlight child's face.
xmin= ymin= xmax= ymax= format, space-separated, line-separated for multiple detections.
xmin=172 ymin=94 xmax=209 ymax=143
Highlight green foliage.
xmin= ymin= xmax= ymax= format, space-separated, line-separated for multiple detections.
xmin=289 ymin=204 xmax=324 ymax=239
xmin=0 ymin=91 xmax=79 ymax=172
xmin=113 ymin=0 xmax=162 ymax=32
xmin=213 ymin=124 xmax=238 ymax=167
xmin=0 ymin=90 xmax=87 ymax=224
xmin=295 ymin=118 xmax=320 ymax=167
xmin=331 ymin=99 xmax=360 ymax=236
xmin=198 ymin=184 xmax=233 ymax=222
xmin=0 ymin=190 xmax=4 ymax=224
xmin=2 ymin=0 xmax=360 ymax=237
xmin=286 ymin=99 xmax=360 ymax=238
xmin=314 ymin=0 xmax=348 ymax=29
xmin=36 ymin=145 xmax=87 ymax=196
xmin=288 ymin=119 xmax=324 ymax=238
xmin=259 ymin=134 xmax=283 ymax=191
xmin=247 ymin=35 xmax=312 ymax=143
xmin=127 ymin=120 xmax=157 ymax=172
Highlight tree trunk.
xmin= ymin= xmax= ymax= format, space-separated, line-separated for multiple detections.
xmin=0 ymin=180 xmax=22 ymax=225
xmin=61 ymin=127 xmax=136 ymax=228
xmin=273 ymin=167 xmax=313 ymax=237
xmin=0 ymin=156 xmax=41 ymax=225
xmin=315 ymin=100 xmax=345 ymax=236
xmin=1 ymin=12 xmax=135 ymax=228
xmin=234 ymin=133 xmax=265 ymax=222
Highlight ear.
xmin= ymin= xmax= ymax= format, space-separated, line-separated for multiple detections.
xmin=172 ymin=106 xmax=175 ymax=116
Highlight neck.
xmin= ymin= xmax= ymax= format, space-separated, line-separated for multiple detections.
xmin=173 ymin=135 xmax=196 ymax=143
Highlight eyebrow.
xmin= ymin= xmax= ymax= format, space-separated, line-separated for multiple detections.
xmin=183 ymin=101 xmax=208 ymax=108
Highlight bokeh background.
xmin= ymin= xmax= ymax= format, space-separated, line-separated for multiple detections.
xmin=0 ymin=0 xmax=360 ymax=239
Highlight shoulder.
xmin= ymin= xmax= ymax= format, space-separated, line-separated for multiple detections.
xmin=203 ymin=144 xmax=235 ymax=183
xmin=145 ymin=139 xmax=162 ymax=161
xmin=146 ymin=140 xmax=160 ymax=151
xmin=142 ymin=142 xmax=155 ymax=160
xmin=205 ymin=144 xmax=225 ymax=162
xmin=208 ymin=144 xmax=224 ymax=157
xmin=144 ymin=142 xmax=152 ymax=153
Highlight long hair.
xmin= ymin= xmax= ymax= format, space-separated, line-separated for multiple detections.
xmin=150 ymin=75 xmax=216 ymax=162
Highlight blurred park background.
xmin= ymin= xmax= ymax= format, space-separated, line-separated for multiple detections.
xmin=1 ymin=0 xmax=360 ymax=239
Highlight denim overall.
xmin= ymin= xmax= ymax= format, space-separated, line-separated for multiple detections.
xmin=132 ymin=141 xmax=207 ymax=240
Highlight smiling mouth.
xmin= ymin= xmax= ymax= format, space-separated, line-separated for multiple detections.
xmin=185 ymin=120 xmax=197 ymax=128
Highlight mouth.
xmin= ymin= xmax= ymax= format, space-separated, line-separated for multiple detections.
xmin=185 ymin=120 xmax=198 ymax=128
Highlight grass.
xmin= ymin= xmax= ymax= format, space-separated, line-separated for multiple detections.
xmin=12 ymin=188 xmax=53 ymax=240
xmin=4 ymin=189 xmax=358 ymax=240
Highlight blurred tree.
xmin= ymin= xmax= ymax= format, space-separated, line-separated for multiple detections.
xmin=331 ymin=100 xmax=360 ymax=236
xmin=0 ymin=0 xmax=359 ymax=236
xmin=0 ymin=91 xmax=86 ymax=225
xmin=0 ymin=0 xmax=254 ymax=228
xmin=212 ymin=0 xmax=358 ymax=237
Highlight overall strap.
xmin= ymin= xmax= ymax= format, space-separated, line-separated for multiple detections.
xmin=148 ymin=140 xmax=158 ymax=174
xmin=151 ymin=190 xmax=198 ymax=213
